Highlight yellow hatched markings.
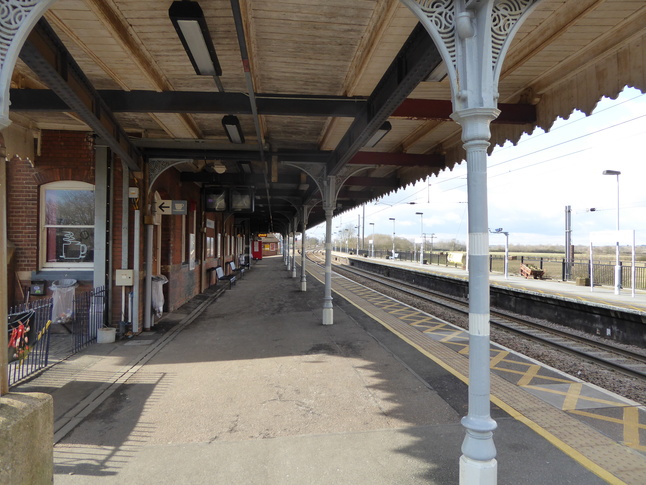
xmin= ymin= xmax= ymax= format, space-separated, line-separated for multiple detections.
xmin=569 ymin=407 xmax=646 ymax=452
xmin=491 ymin=356 xmax=572 ymax=386
xmin=419 ymin=323 xmax=452 ymax=334
xmin=524 ymin=384 xmax=629 ymax=410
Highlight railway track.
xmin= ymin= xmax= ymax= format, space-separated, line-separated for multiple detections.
xmin=307 ymin=252 xmax=646 ymax=382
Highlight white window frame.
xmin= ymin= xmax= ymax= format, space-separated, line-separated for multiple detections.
xmin=40 ymin=181 xmax=95 ymax=270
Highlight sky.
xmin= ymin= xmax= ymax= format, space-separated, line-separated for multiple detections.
xmin=308 ymin=86 xmax=646 ymax=249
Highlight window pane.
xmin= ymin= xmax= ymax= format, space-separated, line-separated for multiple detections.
xmin=46 ymin=228 xmax=94 ymax=263
xmin=45 ymin=189 xmax=95 ymax=225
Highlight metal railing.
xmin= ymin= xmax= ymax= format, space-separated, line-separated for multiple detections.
xmin=336 ymin=247 xmax=646 ymax=290
xmin=7 ymin=286 xmax=106 ymax=388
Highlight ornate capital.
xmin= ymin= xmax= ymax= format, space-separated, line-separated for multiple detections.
xmin=401 ymin=0 xmax=538 ymax=112
xmin=0 ymin=0 xmax=57 ymax=130
xmin=148 ymin=159 xmax=192 ymax=189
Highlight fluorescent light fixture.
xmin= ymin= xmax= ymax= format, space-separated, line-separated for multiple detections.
xmin=238 ymin=161 xmax=252 ymax=173
xmin=365 ymin=121 xmax=392 ymax=148
xmin=222 ymin=115 xmax=245 ymax=144
xmin=169 ymin=1 xmax=222 ymax=76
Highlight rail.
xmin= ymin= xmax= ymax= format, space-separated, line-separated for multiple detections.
xmin=334 ymin=248 xmax=646 ymax=290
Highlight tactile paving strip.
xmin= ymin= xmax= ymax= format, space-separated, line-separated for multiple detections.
xmin=306 ymin=263 xmax=646 ymax=484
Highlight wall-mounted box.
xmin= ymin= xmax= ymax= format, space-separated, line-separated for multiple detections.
xmin=30 ymin=281 xmax=46 ymax=296
xmin=115 ymin=269 xmax=134 ymax=286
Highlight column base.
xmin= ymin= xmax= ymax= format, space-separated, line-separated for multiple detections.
xmin=322 ymin=307 xmax=333 ymax=325
xmin=459 ymin=455 xmax=497 ymax=485
xmin=301 ymin=280 xmax=307 ymax=292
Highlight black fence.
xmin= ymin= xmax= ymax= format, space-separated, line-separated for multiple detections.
xmin=7 ymin=286 xmax=106 ymax=388
xmin=337 ymin=248 xmax=646 ymax=290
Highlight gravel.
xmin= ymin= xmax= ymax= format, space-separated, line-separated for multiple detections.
xmin=337 ymin=267 xmax=646 ymax=405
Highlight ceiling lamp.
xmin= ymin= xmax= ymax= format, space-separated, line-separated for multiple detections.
xmin=364 ymin=121 xmax=392 ymax=148
xmin=222 ymin=115 xmax=245 ymax=144
xmin=169 ymin=1 xmax=222 ymax=76
xmin=213 ymin=161 xmax=226 ymax=174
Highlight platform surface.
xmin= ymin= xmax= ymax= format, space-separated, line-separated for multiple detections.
xmin=12 ymin=256 xmax=646 ymax=484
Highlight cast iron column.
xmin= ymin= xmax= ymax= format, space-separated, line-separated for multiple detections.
xmin=322 ymin=176 xmax=336 ymax=325
xmin=400 ymin=1 xmax=540 ymax=482
xmin=301 ymin=206 xmax=309 ymax=291
xmin=292 ymin=215 xmax=298 ymax=278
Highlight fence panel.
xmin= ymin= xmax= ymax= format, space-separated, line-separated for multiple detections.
xmin=7 ymin=286 xmax=106 ymax=388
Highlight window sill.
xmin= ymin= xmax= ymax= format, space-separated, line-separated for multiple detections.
xmin=31 ymin=269 xmax=94 ymax=282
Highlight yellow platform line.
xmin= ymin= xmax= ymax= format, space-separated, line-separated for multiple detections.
xmin=306 ymin=265 xmax=643 ymax=484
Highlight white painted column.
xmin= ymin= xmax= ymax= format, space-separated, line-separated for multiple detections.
xmin=300 ymin=207 xmax=308 ymax=291
xmin=322 ymin=206 xmax=334 ymax=325
xmin=399 ymin=1 xmax=539 ymax=483
xmin=292 ymin=216 xmax=298 ymax=278
xmin=451 ymin=108 xmax=499 ymax=483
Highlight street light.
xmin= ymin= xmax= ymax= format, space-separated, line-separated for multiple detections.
xmin=603 ymin=170 xmax=621 ymax=294
xmin=429 ymin=233 xmax=436 ymax=263
xmin=389 ymin=218 xmax=396 ymax=260
xmin=369 ymin=222 xmax=375 ymax=258
xmin=355 ymin=225 xmax=360 ymax=254
xmin=490 ymin=228 xmax=509 ymax=279
xmin=415 ymin=212 xmax=424 ymax=264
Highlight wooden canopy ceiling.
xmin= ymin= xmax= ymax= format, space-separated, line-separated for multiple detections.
xmin=9 ymin=0 xmax=646 ymax=232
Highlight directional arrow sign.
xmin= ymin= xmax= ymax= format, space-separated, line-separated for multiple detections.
xmin=157 ymin=200 xmax=172 ymax=215
xmin=156 ymin=200 xmax=187 ymax=215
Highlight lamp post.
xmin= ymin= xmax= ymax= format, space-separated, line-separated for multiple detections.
xmin=603 ymin=170 xmax=621 ymax=294
xmin=417 ymin=213 xmax=424 ymax=263
xmin=490 ymin=228 xmax=509 ymax=279
xmin=429 ymin=233 xmax=436 ymax=264
xmin=389 ymin=218 xmax=396 ymax=260
xmin=369 ymin=223 xmax=375 ymax=258
xmin=355 ymin=225 xmax=360 ymax=254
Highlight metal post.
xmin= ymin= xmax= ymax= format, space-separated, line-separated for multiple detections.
xmin=323 ymin=207 xmax=334 ymax=325
xmin=564 ymin=205 xmax=571 ymax=281
xmin=0 ymin=151 xmax=8 ymax=394
xmin=292 ymin=216 xmax=298 ymax=278
xmin=370 ymin=222 xmax=375 ymax=258
xmin=132 ymin=209 xmax=141 ymax=333
xmin=389 ymin=217 xmax=396 ymax=259
xmin=416 ymin=212 xmax=424 ymax=264
xmin=322 ymin=175 xmax=336 ymax=325
xmin=357 ymin=214 xmax=360 ymax=254
xmin=452 ymin=108 xmax=500 ymax=483
xmin=301 ymin=208 xmax=307 ymax=291
xmin=144 ymin=223 xmax=153 ymax=331
xmin=504 ymin=232 xmax=509 ymax=280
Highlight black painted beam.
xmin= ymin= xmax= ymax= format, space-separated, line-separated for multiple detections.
xmin=19 ymin=19 xmax=140 ymax=171
xmin=326 ymin=23 xmax=443 ymax=177
xmin=10 ymin=89 xmax=366 ymax=118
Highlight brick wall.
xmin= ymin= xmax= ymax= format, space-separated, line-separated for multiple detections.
xmin=6 ymin=131 xmax=94 ymax=303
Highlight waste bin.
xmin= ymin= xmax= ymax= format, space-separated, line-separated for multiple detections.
xmin=50 ymin=279 xmax=78 ymax=324
xmin=151 ymin=275 xmax=168 ymax=317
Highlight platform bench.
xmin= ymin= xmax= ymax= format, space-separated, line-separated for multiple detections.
xmin=215 ymin=266 xmax=236 ymax=289
xmin=228 ymin=261 xmax=243 ymax=279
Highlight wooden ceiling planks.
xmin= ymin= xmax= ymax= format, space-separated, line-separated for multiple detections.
xmin=7 ymin=0 xmax=646 ymax=229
